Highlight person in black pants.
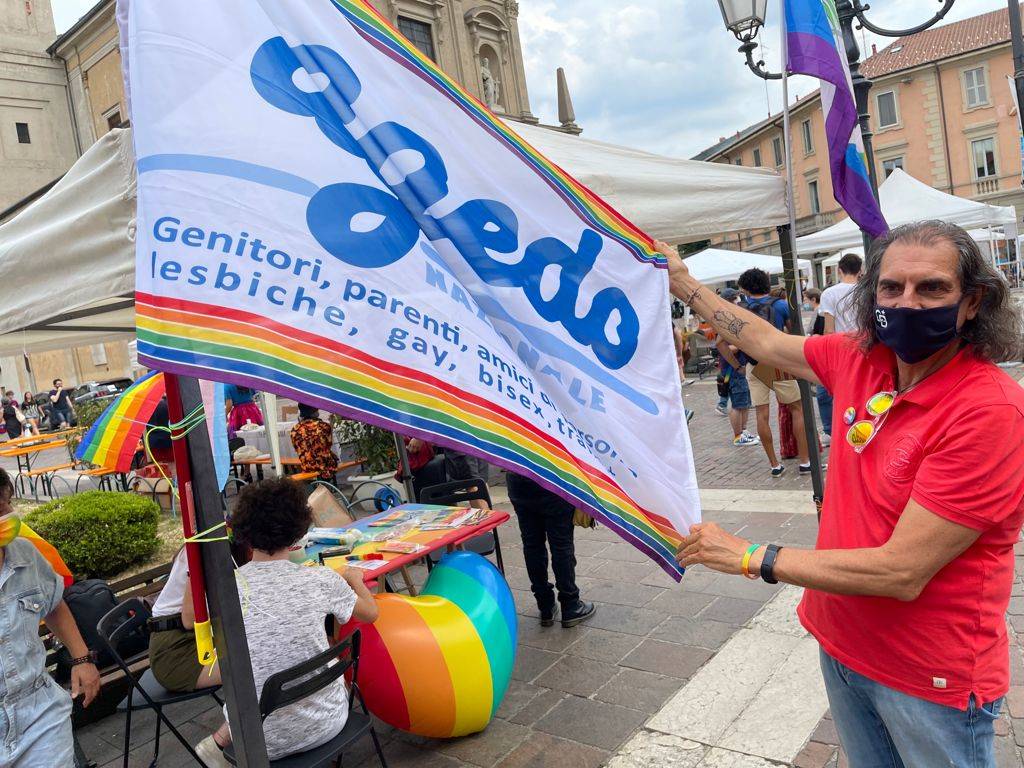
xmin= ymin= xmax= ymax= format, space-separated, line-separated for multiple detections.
xmin=506 ymin=472 xmax=595 ymax=628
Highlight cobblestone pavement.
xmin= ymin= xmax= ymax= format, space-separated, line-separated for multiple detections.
xmin=683 ymin=378 xmax=831 ymax=492
xmin=24 ymin=365 xmax=1024 ymax=766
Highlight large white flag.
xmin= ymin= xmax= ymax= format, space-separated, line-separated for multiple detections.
xmin=121 ymin=0 xmax=699 ymax=576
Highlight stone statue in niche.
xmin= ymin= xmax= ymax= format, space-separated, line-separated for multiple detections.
xmin=480 ymin=56 xmax=503 ymax=111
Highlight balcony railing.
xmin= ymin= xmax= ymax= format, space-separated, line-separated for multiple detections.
xmin=795 ymin=210 xmax=837 ymax=236
xmin=975 ymin=177 xmax=1000 ymax=196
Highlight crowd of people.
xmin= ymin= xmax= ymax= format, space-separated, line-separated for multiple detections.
xmin=2 ymin=220 xmax=1023 ymax=766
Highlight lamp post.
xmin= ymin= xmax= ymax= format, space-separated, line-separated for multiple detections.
xmin=717 ymin=0 xmax=956 ymax=198
xmin=715 ymin=1 xmax=958 ymax=511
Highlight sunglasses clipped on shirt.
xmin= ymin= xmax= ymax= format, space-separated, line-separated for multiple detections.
xmin=846 ymin=391 xmax=897 ymax=454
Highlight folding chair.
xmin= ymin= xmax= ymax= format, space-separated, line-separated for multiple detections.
xmin=96 ymin=599 xmax=223 ymax=768
xmin=419 ymin=477 xmax=504 ymax=573
xmin=223 ymin=631 xmax=388 ymax=768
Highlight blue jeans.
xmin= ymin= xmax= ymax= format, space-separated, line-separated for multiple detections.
xmin=820 ymin=649 xmax=1002 ymax=767
xmin=816 ymin=385 xmax=833 ymax=436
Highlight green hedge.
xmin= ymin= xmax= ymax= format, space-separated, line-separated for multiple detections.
xmin=25 ymin=492 xmax=161 ymax=579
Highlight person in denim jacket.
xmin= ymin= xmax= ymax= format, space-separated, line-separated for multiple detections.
xmin=0 ymin=468 xmax=100 ymax=766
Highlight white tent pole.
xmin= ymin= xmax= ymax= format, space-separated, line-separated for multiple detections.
xmin=779 ymin=2 xmax=817 ymax=291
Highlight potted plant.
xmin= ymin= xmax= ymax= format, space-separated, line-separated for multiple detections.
xmin=331 ymin=418 xmax=405 ymax=507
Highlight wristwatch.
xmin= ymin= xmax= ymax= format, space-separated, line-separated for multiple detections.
xmin=70 ymin=651 xmax=98 ymax=667
xmin=760 ymin=544 xmax=783 ymax=585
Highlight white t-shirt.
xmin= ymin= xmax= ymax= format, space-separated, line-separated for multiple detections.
xmin=229 ymin=560 xmax=357 ymax=760
xmin=819 ymin=281 xmax=858 ymax=334
xmin=151 ymin=549 xmax=188 ymax=618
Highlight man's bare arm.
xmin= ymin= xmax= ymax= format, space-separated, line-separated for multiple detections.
xmin=657 ymin=241 xmax=819 ymax=384
xmin=823 ymin=313 xmax=836 ymax=335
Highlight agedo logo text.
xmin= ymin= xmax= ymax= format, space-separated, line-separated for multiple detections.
xmin=249 ymin=38 xmax=640 ymax=370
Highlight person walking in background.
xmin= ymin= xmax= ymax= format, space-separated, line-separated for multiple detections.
xmin=673 ymin=324 xmax=695 ymax=424
xmin=224 ymin=385 xmax=263 ymax=438
xmin=804 ymin=288 xmax=831 ymax=445
xmin=713 ymin=337 xmax=758 ymax=447
xmin=506 ymin=472 xmax=595 ymax=628
xmin=21 ymin=392 xmax=40 ymax=436
xmin=2 ymin=397 xmax=23 ymax=441
xmin=736 ymin=269 xmax=811 ymax=477
xmin=290 ymin=404 xmax=338 ymax=481
xmin=820 ymin=253 xmax=863 ymax=334
xmin=48 ymin=379 xmax=75 ymax=429
xmin=816 ymin=254 xmax=863 ymax=448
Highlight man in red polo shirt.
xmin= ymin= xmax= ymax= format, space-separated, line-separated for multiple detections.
xmin=663 ymin=221 xmax=1024 ymax=767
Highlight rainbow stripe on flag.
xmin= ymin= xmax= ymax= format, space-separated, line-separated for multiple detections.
xmin=330 ymin=0 xmax=662 ymax=267
xmin=135 ymin=294 xmax=686 ymax=576
xmin=75 ymin=371 xmax=165 ymax=472
xmin=785 ymin=0 xmax=888 ymax=238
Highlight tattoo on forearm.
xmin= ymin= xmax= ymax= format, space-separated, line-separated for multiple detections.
xmin=682 ymin=286 xmax=703 ymax=306
xmin=712 ymin=309 xmax=749 ymax=338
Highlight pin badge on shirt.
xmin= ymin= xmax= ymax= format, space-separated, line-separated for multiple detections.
xmin=843 ymin=407 xmax=856 ymax=426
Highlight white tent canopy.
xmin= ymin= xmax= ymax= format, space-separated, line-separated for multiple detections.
xmin=684 ymin=248 xmax=811 ymax=285
xmin=795 ymin=168 xmax=1017 ymax=255
xmin=0 ymin=126 xmax=791 ymax=355
xmin=513 ymin=121 xmax=788 ymax=244
xmin=822 ymin=226 xmax=1011 ymax=268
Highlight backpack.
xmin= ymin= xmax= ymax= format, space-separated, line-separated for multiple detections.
xmin=742 ymin=298 xmax=784 ymax=365
xmin=54 ymin=579 xmax=150 ymax=682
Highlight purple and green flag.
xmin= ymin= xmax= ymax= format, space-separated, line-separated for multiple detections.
xmin=785 ymin=0 xmax=888 ymax=237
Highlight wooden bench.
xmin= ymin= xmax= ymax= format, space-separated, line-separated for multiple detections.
xmin=42 ymin=562 xmax=175 ymax=727
xmin=75 ymin=467 xmax=126 ymax=493
xmin=18 ymin=462 xmax=76 ymax=499
xmin=284 ymin=458 xmax=365 ymax=485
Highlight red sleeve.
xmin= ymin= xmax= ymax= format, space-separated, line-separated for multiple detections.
xmin=912 ymin=405 xmax=1024 ymax=530
xmin=802 ymin=333 xmax=854 ymax=392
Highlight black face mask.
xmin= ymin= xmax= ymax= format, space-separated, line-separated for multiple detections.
xmin=873 ymin=303 xmax=961 ymax=364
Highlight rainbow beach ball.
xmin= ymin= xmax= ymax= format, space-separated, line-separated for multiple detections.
xmin=358 ymin=552 xmax=517 ymax=738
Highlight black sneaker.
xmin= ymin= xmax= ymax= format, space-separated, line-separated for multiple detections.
xmin=799 ymin=463 xmax=813 ymax=474
xmin=539 ymin=605 xmax=558 ymax=627
xmin=770 ymin=464 xmax=785 ymax=477
xmin=561 ymin=601 xmax=596 ymax=628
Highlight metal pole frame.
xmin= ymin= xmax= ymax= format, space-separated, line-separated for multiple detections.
xmin=394 ymin=432 xmax=416 ymax=503
xmin=777 ymin=225 xmax=826 ymax=509
xmin=165 ymin=373 xmax=270 ymax=767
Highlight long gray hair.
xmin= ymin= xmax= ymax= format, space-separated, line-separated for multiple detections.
xmin=849 ymin=220 xmax=1023 ymax=362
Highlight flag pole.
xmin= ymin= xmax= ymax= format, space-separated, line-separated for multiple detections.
xmin=779 ymin=0 xmax=825 ymax=513
xmin=165 ymin=373 xmax=270 ymax=767
xmin=779 ymin=0 xmax=817 ymax=291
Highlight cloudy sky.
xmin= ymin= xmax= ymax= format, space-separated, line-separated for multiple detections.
xmin=52 ymin=0 xmax=1005 ymax=157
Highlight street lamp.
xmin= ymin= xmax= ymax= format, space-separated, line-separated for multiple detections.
xmin=717 ymin=0 xmax=780 ymax=80
xmin=717 ymin=0 xmax=957 ymax=191
xmin=714 ymin=0 xmax=958 ymax=511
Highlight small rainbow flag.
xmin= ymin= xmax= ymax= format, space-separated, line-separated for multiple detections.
xmin=75 ymin=372 xmax=166 ymax=472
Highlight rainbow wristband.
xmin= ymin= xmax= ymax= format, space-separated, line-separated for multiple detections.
xmin=741 ymin=544 xmax=762 ymax=580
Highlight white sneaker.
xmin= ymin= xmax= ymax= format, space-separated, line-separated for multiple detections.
xmin=741 ymin=430 xmax=760 ymax=443
xmin=821 ymin=433 xmax=831 ymax=447
xmin=715 ymin=404 xmax=728 ymax=417
xmin=195 ymin=736 xmax=231 ymax=768
xmin=733 ymin=433 xmax=759 ymax=447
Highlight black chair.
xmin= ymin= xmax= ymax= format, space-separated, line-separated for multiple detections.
xmin=223 ymin=632 xmax=388 ymax=768
xmin=96 ymin=599 xmax=223 ymax=768
xmin=418 ymin=477 xmax=504 ymax=573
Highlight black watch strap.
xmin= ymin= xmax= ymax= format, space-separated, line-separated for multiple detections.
xmin=760 ymin=544 xmax=783 ymax=584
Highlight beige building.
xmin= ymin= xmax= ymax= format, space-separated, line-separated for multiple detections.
xmin=0 ymin=0 xmax=79 ymax=214
xmin=695 ymin=4 xmax=1024 ymax=284
xmin=46 ymin=0 xmax=537 ymax=151
xmin=1 ymin=0 xmax=542 ymax=397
